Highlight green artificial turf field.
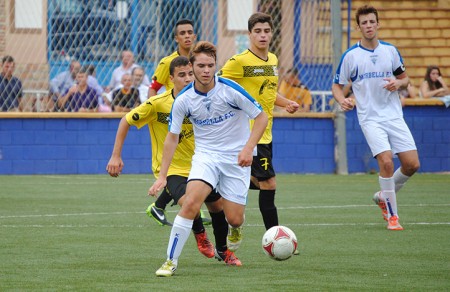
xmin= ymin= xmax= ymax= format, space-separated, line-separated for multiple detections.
xmin=1 ymin=174 xmax=449 ymax=291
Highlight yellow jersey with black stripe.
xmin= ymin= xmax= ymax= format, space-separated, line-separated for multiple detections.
xmin=218 ymin=49 xmax=278 ymax=144
xmin=151 ymin=51 xmax=180 ymax=92
xmin=125 ymin=90 xmax=194 ymax=178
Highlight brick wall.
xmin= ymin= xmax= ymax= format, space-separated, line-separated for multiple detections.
xmin=0 ymin=106 xmax=449 ymax=175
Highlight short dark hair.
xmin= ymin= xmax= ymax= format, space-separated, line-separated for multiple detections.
xmin=86 ymin=64 xmax=96 ymax=75
xmin=169 ymin=56 xmax=190 ymax=76
xmin=189 ymin=41 xmax=216 ymax=65
xmin=174 ymin=19 xmax=194 ymax=36
xmin=355 ymin=5 xmax=379 ymax=26
xmin=2 ymin=55 xmax=14 ymax=64
xmin=248 ymin=12 xmax=273 ymax=32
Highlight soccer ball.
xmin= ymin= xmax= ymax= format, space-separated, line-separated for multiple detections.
xmin=262 ymin=225 xmax=298 ymax=261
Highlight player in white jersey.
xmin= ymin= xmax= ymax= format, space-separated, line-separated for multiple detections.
xmin=332 ymin=5 xmax=420 ymax=231
xmin=149 ymin=41 xmax=268 ymax=277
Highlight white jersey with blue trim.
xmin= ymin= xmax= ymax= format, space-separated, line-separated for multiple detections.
xmin=169 ymin=76 xmax=263 ymax=155
xmin=334 ymin=41 xmax=406 ymax=124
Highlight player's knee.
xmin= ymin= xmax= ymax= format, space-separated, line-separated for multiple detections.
xmin=259 ymin=177 xmax=276 ymax=189
xmin=378 ymin=157 xmax=394 ymax=173
xmin=180 ymin=195 xmax=201 ymax=214
xmin=227 ymin=217 xmax=244 ymax=228
xmin=404 ymin=160 xmax=420 ymax=176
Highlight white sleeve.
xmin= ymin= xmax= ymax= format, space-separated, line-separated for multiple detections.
xmin=391 ymin=46 xmax=405 ymax=75
xmin=168 ymin=98 xmax=186 ymax=135
xmin=234 ymin=90 xmax=262 ymax=119
xmin=335 ymin=54 xmax=351 ymax=85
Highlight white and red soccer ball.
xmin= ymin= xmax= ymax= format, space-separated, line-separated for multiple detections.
xmin=262 ymin=225 xmax=298 ymax=261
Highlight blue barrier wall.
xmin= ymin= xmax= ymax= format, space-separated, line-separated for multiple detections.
xmin=0 ymin=105 xmax=449 ymax=175
xmin=0 ymin=118 xmax=151 ymax=175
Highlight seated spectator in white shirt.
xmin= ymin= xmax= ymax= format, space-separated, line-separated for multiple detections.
xmin=106 ymin=50 xmax=150 ymax=92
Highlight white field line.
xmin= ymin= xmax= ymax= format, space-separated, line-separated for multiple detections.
xmin=1 ymin=204 xmax=449 ymax=219
xmin=0 ymin=204 xmax=449 ymax=227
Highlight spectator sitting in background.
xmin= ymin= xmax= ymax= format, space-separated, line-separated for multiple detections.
xmin=399 ymin=83 xmax=417 ymax=107
xmin=278 ymin=68 xmax=312 ymax=112
xmin=85 ymin=64 xmax=104 ymax=97
xmin=420 ymin=65 xmax=450 ymax=98
xmin=50 ymin=60 xmax=104 ymax=111
xmin=131 ymin=67 xmax=149 ymax=103
xmin=107 ymin=50 xmax=150 ymax=92
xmin=105 ymin=66 xmax=148 ymax=104
xmin=57 ymin=66 xmax=98 ymax=112
xmin=108 ymin=73 xmax=140 ymax=112
xmin=0 ymin=55 xmax=24 ymax=112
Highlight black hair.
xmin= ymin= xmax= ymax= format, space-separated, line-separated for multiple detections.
xmin=248 ymin=12 xmax=273 ymax=32
xmin=2 ymin=55 xmax=14 ymax=64
xmin=355 ymin=5 xmax=379 ymax=26
xmin=174 ymin=19 xmax=194 ymax=36
xmin=169 ymin=56 xmax=190 ymax=76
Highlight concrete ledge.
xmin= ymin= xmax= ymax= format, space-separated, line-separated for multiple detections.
xmin=403 ymin=98 xmax=445 ymax=106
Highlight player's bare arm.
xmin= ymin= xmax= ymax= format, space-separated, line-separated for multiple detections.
xmin=106 ymin=117 xmax=130 ymax=177
xmin=148 ymin=132 xmax=179 ymax=196
xmin=332 ymin=83 xmax=354 ymax=111
xmin=383 ymin=72 xmax=409 ymax=92
xmin=238 ymin=111 xmax=268 ymax=167
xmin=275 ymin=93 xmax=299 ymax=113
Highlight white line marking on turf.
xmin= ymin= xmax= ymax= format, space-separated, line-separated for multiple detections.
xmin=1 ymin=203 xmax=449 ymax=219
xmin=0 ymin=211 xmax=138 ymax=219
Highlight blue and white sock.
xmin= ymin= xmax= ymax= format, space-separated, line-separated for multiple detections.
xmin=166 ymin=215 xmax=193 ymax=266
xmin=379 ymin=176 xmax=398 ymax=218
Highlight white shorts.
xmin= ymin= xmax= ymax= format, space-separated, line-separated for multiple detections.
xmin=360 ymin=118 xmax=417 ymax=157
xmin=188 ymin=151 xmax=250 ymax=205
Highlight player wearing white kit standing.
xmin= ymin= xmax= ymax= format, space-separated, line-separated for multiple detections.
xmin=149 ymin=41 xmax=268 ymax=276
xmin=332 ymin=5 xmax=420 ymax=230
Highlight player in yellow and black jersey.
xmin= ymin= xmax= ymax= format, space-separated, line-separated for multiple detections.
xmin=147 ymin=19 xmax=211 ymax=225
xmin=107 ymin=56 xmax=238 ymax=264
xmin=148 ymin=19 xmax=196 ymax=97
xmin=218 ymin=13 xmax=299 ymax=240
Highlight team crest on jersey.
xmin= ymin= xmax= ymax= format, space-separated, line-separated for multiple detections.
xmin=202 ymin=97 xmax=212 ymax=111
xmin=370 ymin=54 xmax=378 ymax=65
xmin=273 ymin=66 xmax=278 ymax=76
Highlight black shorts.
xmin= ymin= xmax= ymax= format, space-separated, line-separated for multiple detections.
xmin=251 ymin=142 xmax=276 ymax=181
xmin=166 ymin=175 xmax=221 ymax=205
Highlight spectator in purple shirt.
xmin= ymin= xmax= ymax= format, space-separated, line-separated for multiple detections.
xmin=50 ymin=60 xmax=104 ymax=110
xmin=0 ymin=55 xmax=23 ymax=112
xmin=57 ymin=66 xmax=98 ymax=112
